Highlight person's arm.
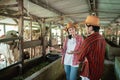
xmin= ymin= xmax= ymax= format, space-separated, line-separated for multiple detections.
xmin=50 ymin=47 xmax=62 ymax=53
xmin=67 ymin=50 xmax=79 ymax=54
xmin=68 ymin=35 xmax=84 ymax=54
xmin=78 ymin=40 xmax=89 ymax=62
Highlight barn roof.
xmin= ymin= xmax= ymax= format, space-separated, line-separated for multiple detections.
xmin=0 ymin=0 xmax=120 ymax=26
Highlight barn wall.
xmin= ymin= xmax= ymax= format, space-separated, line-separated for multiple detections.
xmin=0 ymin=56 xmax=45 ymax=79
xmin=115 ymin=57 xmax=120 ymax=80
xmin=25 ymin=58 xmax=65 ymax=80
xmin=0 ymin=64 xmax=19 ymax=80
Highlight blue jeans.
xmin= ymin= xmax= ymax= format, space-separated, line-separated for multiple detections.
xmin=64 ymin=65 xmax=79 ymax=80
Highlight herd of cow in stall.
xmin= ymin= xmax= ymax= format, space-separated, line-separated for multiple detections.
xmin=0 ymin=30 xmax=29 ymax=69
xmin=0 ymin=29 xmax=59 ymax=69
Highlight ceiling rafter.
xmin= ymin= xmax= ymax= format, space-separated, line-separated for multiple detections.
xmin=29 ymin=0 xmax=76 ymax=22
xmin=87 ymin=0 xmax=98 ymax=16
xmin=0 ymin=4 xmax=18 ymax=8
xmin=29 ymin=0 xmax=63 ymax=16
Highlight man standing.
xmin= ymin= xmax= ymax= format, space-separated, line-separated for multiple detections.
xmin=78 ymin=15 xmax=106 ymax=80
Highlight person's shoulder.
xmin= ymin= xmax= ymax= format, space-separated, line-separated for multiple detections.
xmin=76 ymin=34 xmax=82 ymax=37
xmin=76 ymin=34 xmax=84 ymax=41
xmin=63 ymin=36 xmax=68 ymax=41
xmin=76 ymin=34 xmax=83 ymax=38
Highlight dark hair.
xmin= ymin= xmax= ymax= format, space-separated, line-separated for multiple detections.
xmin=86 ymin=24 xmax=100 ymax=32
xmin=67 ymin=31 xmax=72 ymax=39
xmin=92 ymin=26 xmax=100 ymax=32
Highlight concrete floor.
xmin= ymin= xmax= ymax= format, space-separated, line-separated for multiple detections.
xmin=58 ymin=60 xmax=116 ymax=80
xmin=101 ymin=60 xmax=116 ymax=80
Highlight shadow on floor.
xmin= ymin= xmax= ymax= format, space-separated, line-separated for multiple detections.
xmin=101 ymin=60 xmax=116 ymax=80
xmin=58 ymin=60 xmax=116 ymax=80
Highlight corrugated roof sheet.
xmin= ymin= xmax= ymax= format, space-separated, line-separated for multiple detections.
xmin=0 ymin=0 xmax=120 ymax=26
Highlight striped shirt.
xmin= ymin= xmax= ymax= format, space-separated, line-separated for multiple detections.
xmin=78 ymin=32 xmax=106 ymax=80
xmin=62 ymin=34 xmax=83 ymax=65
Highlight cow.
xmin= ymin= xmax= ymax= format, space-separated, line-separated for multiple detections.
xmin=0 ymin=54 xmax=6 ymax=69
xmin=0 ymin=30 xmax=20 ymax=67
xmin=0 ymin=43 xmax=14 ymax=66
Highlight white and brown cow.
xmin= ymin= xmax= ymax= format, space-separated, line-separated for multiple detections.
xmin=0 ymin=30 xmax=20 ymax=67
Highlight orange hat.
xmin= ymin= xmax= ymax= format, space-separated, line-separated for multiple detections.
xmin=82 ymin=15 xmax=100 ymax=26
xmin=63 ymin=22 xmax=78 ymax=31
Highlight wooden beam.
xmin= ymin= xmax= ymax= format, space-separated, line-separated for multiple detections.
xmin=94 ymin=0 xmax=98 ymax=16
xmin=0 ymin=37 xmax=21 ymax=42
xmin=29 ymin=0 xmax=62 ymax=15
xmin=87 ymin=0 xmax=93 ymax=13
xmin=18 ymin=0 xmax=24 ymax=36
xmin=0 ymin=22 xmax=17 ymax=26
xmin=0 ymin=4 xmax=18 ymax=8
xmin=23 ymin=7 xmax=44 ymax=21
xmin=29 ymin=0 xmax=75 ymax=22
xmin=87 ymin=0 xmax=97 ymax=15
xmin=12 ymin=19 xmax=18 ymax=24
xmin=0 ymin=13 xmax=36 ymax=21
xmin=23 ymin=40 xmax=41 ymax=49
xmin=0 ymin=9 xmax=42 ymax=22
xmin=0 ymin=13 xmax=19 ymax=18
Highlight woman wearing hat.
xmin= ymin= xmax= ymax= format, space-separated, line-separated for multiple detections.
xmin=50 ymin=22 xmax=83 ymax=80
xmin=78 ymin=15 xmax=106 ymax=80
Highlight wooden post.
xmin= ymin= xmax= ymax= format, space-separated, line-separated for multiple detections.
xmin=61 ymin=17 xmax=64 ymax=46
xmin=30 ymin=19 xmax=33 ymax=58
xmin=119 ymin=26 xmax=120 ymax=45
xmin=103 ymin=26 xmax=106 ymax=38
xmin=117 ymin=25 xmax=120 ymax=45
xmin=116 ymin=25 xmax=118 ymax=44
xmin=30 ymin=20 xmax=32 ymax=40
xmin=17 ymin=0 xmax=24 ymax=75
xmin=119 ymin=35 xmax=120 ymax=45
xmin=41 ymin=18 xmax=46 ymax=56
xmin=49 ymin=22 xmax=52 ymax=46
xmin=3 ymin=23 xmax=6 ymax=34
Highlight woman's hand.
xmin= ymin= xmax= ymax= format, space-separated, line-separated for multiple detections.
xmin=46 ymin=47 xmax=55 ymax=53
xmin=49 ymin=47 xmax=55 ymax=51
xmin=67 ymin=51 xmax=80 ymax=54
xmin=49 ymin=47 xmax=61 ymax=53
xmin=67 ymin=51 xmax=74 ymax=54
